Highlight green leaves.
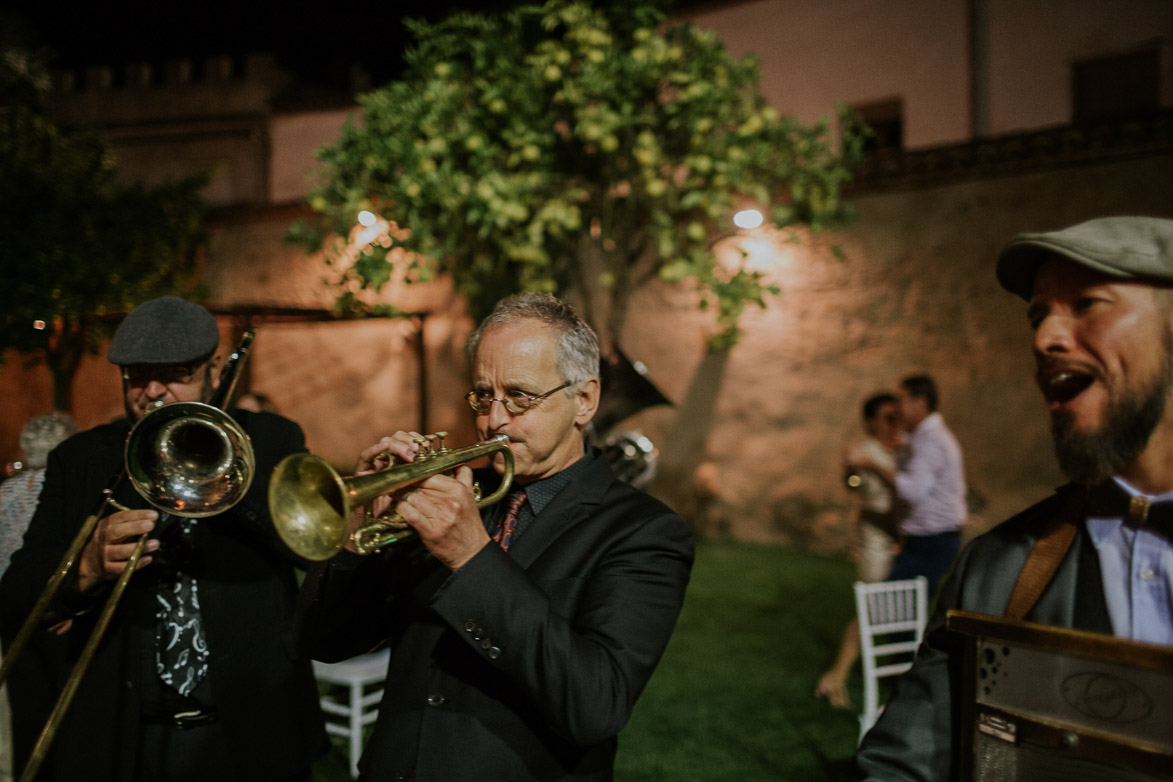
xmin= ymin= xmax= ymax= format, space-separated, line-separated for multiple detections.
xmin=299 ymin=0 xmax=863 ymax=344
xmin=0 ymin=100 xmax=207 ymax=404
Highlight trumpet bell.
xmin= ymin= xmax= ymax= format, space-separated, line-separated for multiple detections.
xmin=269 ymin=453 xmax=353 ymax=561
xmin=269 ymin=434 xmax=515 ymax=561
xmin=125 ymin=402 xmax=256 ymax=518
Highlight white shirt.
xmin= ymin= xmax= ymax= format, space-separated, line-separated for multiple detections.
xmin=1086 ymin=477 xmax=1173 ymax=646
xmin=893 ymin=412 xmax=967 ymax=536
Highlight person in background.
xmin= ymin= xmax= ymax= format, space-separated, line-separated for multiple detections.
xmin=0 ymin=412 xmax=79 ymax=577
xmin=846 ymin=374 xmax=968 ymax=596
xmin=237 ymin=392 xmax=278 ymax=414
xmin=0 ymin=411 xmax=78 ymax=782
xmin=0 ymin=297 xmax=326 ymax=782
xmin=815 ymin=392 xmax=902 ymax=708
xmin=856 ymin=216 xmax=1173 ymax=780
xmin=297 ymin=292 xmax=694 ymax=781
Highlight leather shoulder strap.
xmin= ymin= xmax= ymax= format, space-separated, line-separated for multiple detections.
xmin=1004 ymin=488 xmax=1086 ymax=621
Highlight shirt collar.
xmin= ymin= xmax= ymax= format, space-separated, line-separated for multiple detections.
xmin=518 ymin=449 xmax=595 ymax=516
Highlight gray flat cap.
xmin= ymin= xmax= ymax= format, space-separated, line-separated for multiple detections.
xmin=996 ymin=216 xmax=1173 ymax=300
xmin=107 ymin=296 xmax=219 ymax=365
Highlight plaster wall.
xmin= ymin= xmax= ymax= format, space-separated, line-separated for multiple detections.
xmin=988 ymin=0 xmax=1173 ymax=133
xmin=269 ymin=107 xmax=356 ymax=203
xmin=683 ymin=0 xmax=1173 ymax=148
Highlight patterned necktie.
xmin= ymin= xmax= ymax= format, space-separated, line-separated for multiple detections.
xmin=491 ymin=489 xmax=527 ymax=551
xmin=155 ymin=517 xmax=210 ymax=696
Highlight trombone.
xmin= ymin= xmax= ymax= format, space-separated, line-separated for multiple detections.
xmin=269 ymin=431 xmax=515 ymax=561
xmin=0 ymin=330 xmax=256 ymax=782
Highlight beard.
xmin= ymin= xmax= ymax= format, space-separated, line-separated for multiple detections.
xmin=1049 ymin=334 xmax=1173 ymax=484
xmin=122 ymin=365 xmax=216 ymax=422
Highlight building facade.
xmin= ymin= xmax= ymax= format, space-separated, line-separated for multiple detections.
xmin=3 ymin=0 xmax=1171 ymax=548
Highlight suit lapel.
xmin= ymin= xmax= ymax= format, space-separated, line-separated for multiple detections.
xmin=506 ymin=453 xmax=612 ymax=569
xmin=1029 ymin=521 xmax=1113 ymax=634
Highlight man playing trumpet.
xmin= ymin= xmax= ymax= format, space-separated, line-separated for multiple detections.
xmin=296 ymin=292 xmax=695 ymax=780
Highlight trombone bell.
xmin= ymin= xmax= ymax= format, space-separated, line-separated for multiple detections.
xmin=125 ymin=401 xmax=256 ymax=518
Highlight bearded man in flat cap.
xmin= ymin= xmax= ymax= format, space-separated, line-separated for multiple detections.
xmin=0 ymin=297 xmax=326 ymax=781
xmin=855 ymin=216 xmax=1173 ymax=780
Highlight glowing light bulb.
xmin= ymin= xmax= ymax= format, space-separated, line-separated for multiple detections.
xmin=357 ymin=210 xmax=377 ymax=227
xmin=33 ymin=320 xmax=46 ymax=330
xmin=733 ymin=209 xmax=764 ymax=230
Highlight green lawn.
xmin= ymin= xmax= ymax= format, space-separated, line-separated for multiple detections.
xmin=313 ymin=540 xmax=862 ymax=780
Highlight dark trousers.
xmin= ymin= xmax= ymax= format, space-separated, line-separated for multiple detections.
xmin=138 ymin=719 xmax=311 ymax=782
xmin=887 ymin=530 xmax=962 ymax=597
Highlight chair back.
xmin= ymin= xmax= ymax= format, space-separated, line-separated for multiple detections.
xmin=854 ymin=576 xmax=929 ymax=740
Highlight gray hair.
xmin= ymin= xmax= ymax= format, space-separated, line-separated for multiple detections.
xmin=467 ymin=293 xmax=600 ymax=388
xmin=20 ymin=411 xmax=78 ymax=470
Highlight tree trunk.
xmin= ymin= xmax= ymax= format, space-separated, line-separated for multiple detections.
xmin=645 ymin=345 xmax=731 ymax=536
xmin=565 ymin=236 xmax=618 ymax=356
xmin=563 ymin=234 xmax=652 ymax=358
xmin=46 ymin=320 xmax=87 ymax=412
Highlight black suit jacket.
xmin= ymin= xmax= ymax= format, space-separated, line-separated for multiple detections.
xmin=0 ymin=410 xmax=328 ymax=781
xmin=297 ymin=448 xmax=695 ymax=781
xmin=855 ymin=485 xmax=1113 ymax=781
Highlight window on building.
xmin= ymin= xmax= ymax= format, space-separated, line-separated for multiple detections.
xmin=1072 ymin=44 xmax=1161 ymax=123
xmin=851 ymin=98 xmax=904 ymax=153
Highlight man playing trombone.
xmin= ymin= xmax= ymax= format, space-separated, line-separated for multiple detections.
xmin=0 ymin=297 xmax=326 ymax=782
xmin=296 ymin=292 xmax=695 ymax=780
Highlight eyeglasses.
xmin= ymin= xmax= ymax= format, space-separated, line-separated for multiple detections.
xmin=466 ymin=381 xmax=574 ymax=415
xmin=121 ymin=364 xmax=202 ymax=387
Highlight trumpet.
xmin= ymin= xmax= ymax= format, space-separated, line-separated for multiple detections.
xmin=0 ymin=330 xmax=256 ymax=782
xmin=269 ymin=432 xmax=515 ymax=561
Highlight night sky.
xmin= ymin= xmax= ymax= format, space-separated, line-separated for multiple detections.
xmin=1 ymin=0 xmax=531 ymax=91
xmin=2 ymin=1 xmax=709 ymax=93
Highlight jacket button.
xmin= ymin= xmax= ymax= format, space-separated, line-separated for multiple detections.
xmin=487 ymin=646 xmax=501 ymax=660
xmin=464 ymin=620 xmax=476 ymax=633
xmin=427 ymin=693 xmax=446 ymax=707
xmin=480 ymin=638 xmax=493 ymax=650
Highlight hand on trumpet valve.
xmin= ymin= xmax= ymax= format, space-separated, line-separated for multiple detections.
xmin=392 ymin=464 xmax=486 ymax=572
xmin=355 ymin=431 xmax=427 ymax=473
xmin=78 ymin=509 xmax=161 ymax=592
xmin=350 ymin=432 xmax=426 ymax=528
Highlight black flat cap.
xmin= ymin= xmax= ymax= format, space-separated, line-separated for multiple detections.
xmin=107 ymin=296 xmax=220 ymax=366
xmin=996 ymin=216 xmax=1173 ymax=301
